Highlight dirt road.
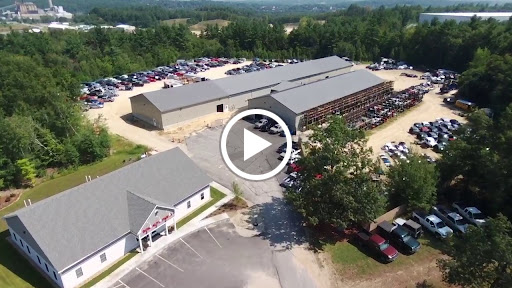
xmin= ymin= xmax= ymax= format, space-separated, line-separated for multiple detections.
xmin=85 ymin=62 xmax=251 ymax=152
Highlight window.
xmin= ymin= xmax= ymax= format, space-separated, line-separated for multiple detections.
xmin=37 ymin=256 xmax=41 ymax=265
xmin=27 ymin=246 xmax=31 ymax=254
xmin=19 ymin=239 xmax=23 ymax=248
xmin=187 ymin=201 xmax=191 ymax=209
xmin=200 ymin=193 xmax=204 ymax=200
xmin=45 ymin=263 xmax=49 ymax=273
xmin=100 ymin=253 xmax=107 ymax=263
xmin=75 ymin=267 xmax=83 ymax=278
xmin=13 ymin=233 xmax=17 ymax=241
xmin=53 ymin=271 xmax=58 ymax=281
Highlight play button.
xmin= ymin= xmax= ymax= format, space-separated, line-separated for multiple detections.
xmin=243 ymin=129 xmax=272 ymax=161
xmin=220 ymin=109 xmax=292 ymax=181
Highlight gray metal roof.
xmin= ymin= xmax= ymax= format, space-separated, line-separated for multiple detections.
xmin=3 ymin=148 xmax=211 ymax=272
xmin=270 ymin=81 xmax=302 ymax=93
xmin=271 ymin=69 xmax=385 ymax=114
xmin=134 ymin=56 xmax=352 ymax=113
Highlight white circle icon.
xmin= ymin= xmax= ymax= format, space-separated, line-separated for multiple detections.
xmin=220 ymin=109 xmax=292 ymax=181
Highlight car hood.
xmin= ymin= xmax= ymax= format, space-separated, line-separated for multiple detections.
xmin=383 ymin=246 xmax=398 ymax=258
xmin=439 ymin=226 xmax=453 ymax=236
xmin=404 ymin=237 xmax=421 ymax=250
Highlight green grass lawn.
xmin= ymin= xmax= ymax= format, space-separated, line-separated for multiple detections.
xmin=324 ymin=233 xmax=449 ymax=278
xmin=0 ymin=135 xmax=146 ymax=288
xmin=80 ymin=252 xmax=137 ymax=288
xmin=176 ymin=187 xmax=226 ymax=228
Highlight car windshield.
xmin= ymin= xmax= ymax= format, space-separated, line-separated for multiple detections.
xmin=379 ymin=242 xmax=390 ymax=251
xmin=402 ymin=235 xmax=411 ymax=242
xmin=437 ymin=222 xmax=446 ymax=229
xmin=473 ymin=212 xmax=485 ymax=220
xmin=455 ymin=218 xmax=469 ymax=226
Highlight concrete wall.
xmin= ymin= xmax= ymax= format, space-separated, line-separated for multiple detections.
xmin=161 ymin=89 xmax=271 ymax=129
xmin=248 ymin=96 xmax=300 ymax=130
xmin=130 ymin=95 xmax=163 ymax=129
xmin=60 ymin=234 xmax=138 ymax=288
xmin=9 ymin=228 xmax=62 ymax=287
xmin=174 ymin=185 xmax=211 ymax=223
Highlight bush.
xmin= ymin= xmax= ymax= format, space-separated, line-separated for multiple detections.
xmin=5 ymin=196 xmax=11 ymax=203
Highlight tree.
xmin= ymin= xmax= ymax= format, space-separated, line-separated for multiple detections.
xmin=16 ymin=158 xmax=37 ymax=187
xmin=438 ymin=214 xmax=512 ymax=288
xmin=286 ymin=116 xmax=385 ymax=228
xmin=386 ymin=154 xmax=439 ymax=211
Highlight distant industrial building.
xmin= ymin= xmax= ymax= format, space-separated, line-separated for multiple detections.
xmin=15 ymin=0 xmax=72 ymax=20
xmin=419 ymin=12 xmax=512 ymax=23
xmin=130 ymin=56 xmax=355 ymax=130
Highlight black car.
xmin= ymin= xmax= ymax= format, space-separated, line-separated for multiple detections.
xmin=277 ymin=141 xmax=299 ymax=153
xmin=433 ymin=143 xmax=446 ymax=153
xmin=443 ymin=97 xmax=456 ymax=104
xmin=132 ymin=80 xmax=144 ymax=87
xmin=259 ymin=121 xmax=275 ymax=132
xmin=409 ymin=127 xmax=420 ymax=135
xmin=417 ymin=132 xmax=428 ymax=140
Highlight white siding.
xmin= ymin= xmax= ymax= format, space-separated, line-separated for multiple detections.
xmin=59 ymin=234 xmax=138 ymax=288
xmin=9 ymin=229 xmax=63 ymax=286
xmin=174 ymin=186 xmax=211 ymax=222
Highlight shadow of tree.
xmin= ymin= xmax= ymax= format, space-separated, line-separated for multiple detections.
xmin=0 ymin=230 xmax=53 ymax=288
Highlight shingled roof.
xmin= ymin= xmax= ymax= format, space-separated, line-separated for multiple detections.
xmin=3 ymin=148 xmax=211 ymax=272
xmin=133 ymin=56 xmax=352 ymax=113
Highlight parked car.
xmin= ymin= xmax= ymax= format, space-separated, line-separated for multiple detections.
xmin=412 ymin=211 xmax=453 ymax=239
xmin=377 ymin=221 xmax=421 ymax=254
xmin=277 ymin=141 xmax=299 ymax=153
xmin=379 ymin=153 xmax=392 ymax=167
xmin=355 ymin=230 xmax=399 ymax=263
xmin=393 ymin=218 xmax=423 ymax=239
xmin=431 ymin=205 xmax=469 ymax=234
xmin=254 ymin=118 xmax=268 ymax=129
xmin=433 ymin=143 xmax=446 ymax=153
xmin=259 ymin=121 xmax=275 ymax=132
xmin=280 ymin=172 xmax=298 ymax=188
xmin=87 ymin=101 xmax=104 ymax=109
xmin=409 ymin=126 xmax=420 ymax=135
xmin=269 ymin=124 xmax=283 ymax=134
xmin=452 ymin=202 xmax=486 ymax=227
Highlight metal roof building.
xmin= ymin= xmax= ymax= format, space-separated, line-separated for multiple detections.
xmin=419 ymin=12 xmax=512 ymax=23
xmin=4 ymin=148 xmax=213 ymax=288
xmin=130 ymin=56 xmax=353 ymax=130
xmin=248 ymin=69 xmax=394 ymax=131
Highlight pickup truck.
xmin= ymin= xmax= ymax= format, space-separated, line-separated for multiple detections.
xmin=393 ymin=218 xmax=423 ymax=239
xmin=355 ymin=230 xmax=399 ymax=263
xmin=412 ymin=211 xmax=453 ymax=239
xmin=452 ymin=202 xmax=486 ymax=227
xmin=377 ymin=221 xmax=421 ymax=254
xmin=431 ymin=205 xmax=469 ymax=234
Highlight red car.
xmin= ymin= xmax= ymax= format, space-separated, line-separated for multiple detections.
xmin=356 ymin=230 xmax=399 ymax=263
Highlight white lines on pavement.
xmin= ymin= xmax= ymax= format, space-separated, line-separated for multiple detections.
xmin=180 ymin=238 xmax=203 ymax=259
xmin=112 ymin=283 xmax=125 ymax=288
xmin=136 ymin=267 xmax=165 ymax=287
xmin=205 ymin=227 xmax=222 ymax=248
xmin=118 ymin=280 xmax=130 ymax=288
xmin=156 ymin=254 xmax=184 ymax=272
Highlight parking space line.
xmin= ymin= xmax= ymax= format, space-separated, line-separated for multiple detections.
xmin=156 ymin=254 xmax=184 ymax=272
xmin=136 ymin=267 xmax=165 ymax=287
xmin=180 ymin=238 xmax=203 ymax=259
xmin=205 ymin=227 xmax=222 ymax=248
xmin=112 ymin=283 xmax=125 ymax=288
xmin=118 ymin=280 xmax=130 ymax=288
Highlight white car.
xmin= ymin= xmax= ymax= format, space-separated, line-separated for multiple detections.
xmin=254 ymin=119 xmax=268 ymax=129
xmin=280 ymin=172 xmax=298 ymax=188
xmin=424 ymin=137 xmax=437 ymax=148
xmin=269 ymin=124 xmax=283 ymax=134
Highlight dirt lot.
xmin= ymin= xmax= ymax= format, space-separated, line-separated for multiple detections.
xmin=85 ymin=62 xmax=251 ymax=152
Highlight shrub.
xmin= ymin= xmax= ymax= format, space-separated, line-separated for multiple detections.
xmin=5 ymin=196 xmax=11 ymax=203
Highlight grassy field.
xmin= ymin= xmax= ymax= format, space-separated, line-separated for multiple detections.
xmin=0 ymin=23 xmax=28 ymax=33
xmin=324 ymin=233 xmax=450 ymax=285
xmin=189 ymin=19 xmax=231 ymax=32
xmin=177 ymin=187 xmax=226 ymax=228
xmin=80 ymin=252 xmax=137 ymax=288
xmin=161 ymin=18 xmax=189 ymax=26
xmin=0 ymin=136 xmax=146 ymax=288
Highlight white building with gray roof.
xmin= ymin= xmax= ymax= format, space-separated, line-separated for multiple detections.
xmin=248 ymin=69 xmax=393 ymax=131
xmin=129 ymin=56 xmax=353 ymax=130
xmin=3 ymin=148 xmax=212 ymax=288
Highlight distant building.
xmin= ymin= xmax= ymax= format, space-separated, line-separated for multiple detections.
xmin=15 ymin=0 xmax=73 ymax=20
xmin=419 ymin=12 xmax=512 ymax=23
xmin=115 ymin=24 xmax=136 ymax=32
xmin=48 ymin=22 xmax=77 ymax=31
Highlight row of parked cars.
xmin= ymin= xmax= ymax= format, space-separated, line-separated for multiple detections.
xmin=356 ymin=202 xmax=487 ymax=263
xmin=225 ymin=61 xmax=284 ymax=75
xmin=409 ymin=118 xmax=461 ymax=153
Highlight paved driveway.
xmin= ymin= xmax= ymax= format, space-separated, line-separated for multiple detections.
xmin=186 ymin=122 xmax=307 ymax=248
xmin=110 ymin=221 xmax=282 ymax=288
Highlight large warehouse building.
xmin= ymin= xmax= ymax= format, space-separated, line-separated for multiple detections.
xmin=4 ymin=148 xmax=212 ymax=288
xmin=248 ymin=69 xmax=393 ymax=131
xmin=130 ymin=56 xmax=354 ymax=129
xmin=419 ymin=12 xmax=512 ymax=23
